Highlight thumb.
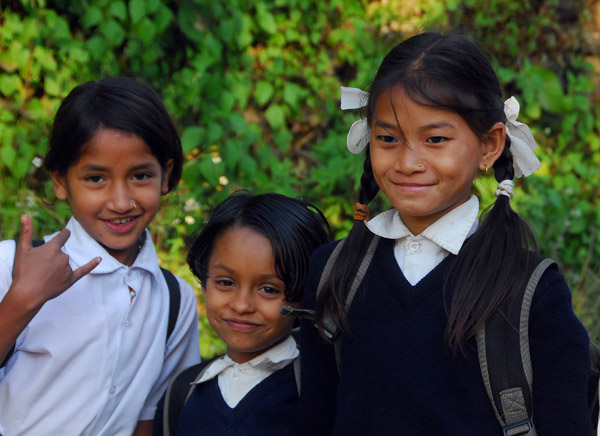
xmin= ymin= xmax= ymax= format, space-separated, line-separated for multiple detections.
xmin=16 ymin=214 xmax=34 ymax=255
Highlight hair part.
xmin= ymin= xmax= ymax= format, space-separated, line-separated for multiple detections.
xmin=317 ymin=32 xmax=539 ymax=351
xmin=187 ymin=191 xmax=332 ymax=303
xmin=44 ymin=77 xmax=183 ymax=192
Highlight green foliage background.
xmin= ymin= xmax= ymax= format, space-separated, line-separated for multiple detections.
xmin=1 ymin=0 xmax=598 ymax=357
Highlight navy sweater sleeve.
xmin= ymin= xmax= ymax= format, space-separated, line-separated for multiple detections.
xmin=528 ymin=266 xmax=594 ymax=435
xmin=298 ymin=242 xmax=340 ymax=435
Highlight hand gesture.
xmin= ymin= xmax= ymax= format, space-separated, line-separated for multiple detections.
xmin=10 ymin=215 xmax=101 ymax=309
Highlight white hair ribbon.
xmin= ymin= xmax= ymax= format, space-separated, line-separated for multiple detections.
xmin=503 ymin=96 xmax=541 ymax=178
xmin=495 ymin=179 xmax=514 ymax=199
xmin=341 ymin=86 xmax=370 ymax=154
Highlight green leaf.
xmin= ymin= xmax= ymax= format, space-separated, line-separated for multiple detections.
xmin=0 ymin=74 xmax=21 ymax=97
xmin=129 ymin=0 xmax=146 ymax=24
xmin=265 ymin=104 xmax=285 ymax=129
xmin=109 ymin=1 xmax=128 ymax=21
xmin=0 ymin=145 xmax=16 ymax=167
xmin=82 ymin=7 xmax=103 ymax=28
xmin=256 ymin=3 xmax=277 ymax=34
xmin=100 ymin=20 xmax=126 ymax=46
xmin=255 ymin=81 xmax=274 ymax=106
xmin=135 ymin=18 xmax=156 ymax=44
xmin=181 ymin=127 xmax=205 ymax=152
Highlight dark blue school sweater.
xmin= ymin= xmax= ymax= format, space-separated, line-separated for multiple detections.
xmin=299 ymin=238 xmax=593 ymax=436
xmin=155 ymin=360 xmax=299 ymax=436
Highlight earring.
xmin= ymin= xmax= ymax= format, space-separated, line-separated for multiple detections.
xmin=418 ymin=163 xmax=423 ymax=168
xmin=482 ymin=165 xmax=488 ymax=177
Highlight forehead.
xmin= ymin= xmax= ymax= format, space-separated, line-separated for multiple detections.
xmin=75 ymin=128 xmax=158 ymax=167
xmin=372 ymin=87 xmax=464 ymax=128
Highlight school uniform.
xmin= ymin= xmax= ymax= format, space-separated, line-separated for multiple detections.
xmin=299 ymin=196 xmax=593 ymax=435
xmin=155 ymin=336 xmax=299 ymax=436
xmin=0 ymin=217 xmax=200 ymax=436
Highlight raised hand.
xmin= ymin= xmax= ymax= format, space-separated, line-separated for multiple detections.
xmin=10 ymin=215 xmax=101 ymax=308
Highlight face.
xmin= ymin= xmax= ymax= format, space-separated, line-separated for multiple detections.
xmin=370 ymin=88 xmax=504 ymax=235
xmin=51 ymin=128 xmax=172 ymax=266
xmin=203 ymin=226 xmax=297 ymax=364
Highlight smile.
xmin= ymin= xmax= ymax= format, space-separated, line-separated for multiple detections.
xmin=224 ymin=319 xmax=262 ymax=332
xmin=392 ymin=183 xmax=433 ymax=193
xmin=102 ymin=216 xmax=140 ymax=234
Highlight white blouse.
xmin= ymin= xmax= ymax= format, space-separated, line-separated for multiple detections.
xmin=365 ymin=195 xmax=480 ymax=285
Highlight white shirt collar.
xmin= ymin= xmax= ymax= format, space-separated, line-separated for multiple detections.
xmin=365 ymin=195 xmax=479 ymax=255
xmin=50 ymin=217 xmax=161 ymax=279
xmin=193 ymin=335 xmax=299 ymax=385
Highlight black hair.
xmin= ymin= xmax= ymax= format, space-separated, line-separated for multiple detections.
xmin=44 ymin=77 xmax=183 ymax=192
xmin=316 ymin=32 xmax=538 ymax=352
xmin=187 ymin=191 xmax=332 ymax=303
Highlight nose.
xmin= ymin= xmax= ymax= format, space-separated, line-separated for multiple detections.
xmin=393 ymin=143 xmax=424 ymax=174
xmin=107 ymin=182 xmax=135 ymax=213
xmin=229 ymin=288 xmax=256 ymax=314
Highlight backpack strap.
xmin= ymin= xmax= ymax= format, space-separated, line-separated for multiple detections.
xmin=477 ymin=257 xmax=556 ymax=436
xmin=160 ymin=267 xmax=181 ymax=342
xmin=163 ymin=356 xmax=222 ymax=436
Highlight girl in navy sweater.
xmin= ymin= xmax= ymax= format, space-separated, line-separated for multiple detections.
xmin=299 ymin=32 xmax=593 ymax=435
xmin=155 ymin=191 xmax=331 ymax=436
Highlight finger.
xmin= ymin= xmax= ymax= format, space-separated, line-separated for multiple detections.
xmin=16 ymin=215 xmax=33 ymax=254
xmin=48 ymin=229 xmax=71 ymax=248
xmin=70 ymin=257 xmax=102 ymax=284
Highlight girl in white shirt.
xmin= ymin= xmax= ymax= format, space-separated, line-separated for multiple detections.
xmin=0 ymin=77 xmax=200 ymax=436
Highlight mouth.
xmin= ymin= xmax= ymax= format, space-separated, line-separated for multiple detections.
xmin=392 ymin=182 xmax=433 ymax=193
xmin=224 ymin=318 xmax=263 ymax=332
xmin=102 ymin=216 xmax=140 ymax=233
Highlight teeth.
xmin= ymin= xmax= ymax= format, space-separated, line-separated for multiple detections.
xmin=111 ymin=218 xmax=132 ymax=224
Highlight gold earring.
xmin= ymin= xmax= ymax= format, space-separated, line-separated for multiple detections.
xmin=418 ymin=163 xmax=423 ymax=168
xmin=483 ymin=165 xmax=488 ymax=177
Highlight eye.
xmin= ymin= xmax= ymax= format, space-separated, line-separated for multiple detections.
xmin=86 ymin=175 xmax=105 ymax=183
xmin=376 ymin=135 xmax=397 ymax=143
xmin=214 ymin=278 xmax=235 ymax=288
xmin=427 ymin=136 xmax=448 ymax=144
xmin=258 ymin=285 xmax=282 ymax=296
xmin=133 ymin=172 xmax=152 ymax=181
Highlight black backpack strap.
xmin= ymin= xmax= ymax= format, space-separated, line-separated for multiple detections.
xmin=160 ymin=267 xmax=180 ymax=343
xmin=163 ymin=356 xmax=222 ymax=436
xmin=1 ymin=239 xmax=45 ymax=368
xmin=477 ymin=257 xmax=556 ymax=436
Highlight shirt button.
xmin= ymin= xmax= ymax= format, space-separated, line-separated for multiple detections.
xmin=124 ymin=320 xmax=131 ymax=328
xmin=409 ymin=241 xmax=420 ymax=252
xmin=109 ymin=386 xmax=116 ymax=394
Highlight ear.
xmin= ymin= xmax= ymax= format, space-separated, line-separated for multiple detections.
xmin=50 ymin=171 xmax=69 ymax=200
xmin=480 ymin=122 xmax=506 ymax=171
xmin=161 ymin=159 xmax=174 ymax=194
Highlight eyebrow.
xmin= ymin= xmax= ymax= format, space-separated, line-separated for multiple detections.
xmin=79 ymin=162 xmax=158 ymax=172
xmin=212 ymin=264 xmax=281 ymax=280
xmin=373 ymin=120 xmax=455 ymax=130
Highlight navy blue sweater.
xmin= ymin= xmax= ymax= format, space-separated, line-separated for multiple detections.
xmin=155 ymin=360 xmax=299 ymax=436
xmin=299 ymin=238 xmax=593 ymax=435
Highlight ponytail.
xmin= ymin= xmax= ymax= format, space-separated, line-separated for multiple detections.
xmin=315 ymin=145 xmax=379 ymax=338
xmin=444 ymin=135 xmax=539 ymax=353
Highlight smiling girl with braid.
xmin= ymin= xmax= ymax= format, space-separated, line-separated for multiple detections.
xmin=298 ymin=32 xmax=593 ymax=436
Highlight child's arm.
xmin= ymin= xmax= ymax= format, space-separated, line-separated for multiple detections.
xmin=0 ymin=215 xmax=101 ymax=362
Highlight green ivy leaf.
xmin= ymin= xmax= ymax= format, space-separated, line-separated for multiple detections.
xmin=255 ymin=81 xmax=274 ymax=106
xmin=109 ymin=1 xmax=128 ymax=21
xmin=265 ymin=104 xmax=285 ymax=128
xmin=0 ymin=74 xmax=21 ymax=97
xmin=181 ymin=126 xmax=205 ymax=152
xmin=82 ymin=7 xmax=103 ymax=28
xmin=129 ymin=0 xmax=146 ymax=24
xmin=0 ymin=145 xmax=16 ymax=167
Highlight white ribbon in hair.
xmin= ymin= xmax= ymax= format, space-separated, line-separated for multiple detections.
xmin=340 ymin=86 xmax=370 ymax=154
xmin=503 ymin=96 xmax=541 ymax=178
xmin=495 ymin=179 xmax=514 ymax=199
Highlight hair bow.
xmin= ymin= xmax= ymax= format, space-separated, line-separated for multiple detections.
xmin=340 ymin=86 xmax=370 ymax=154
xmin=503 ymin=96 xmax=541 ymax=178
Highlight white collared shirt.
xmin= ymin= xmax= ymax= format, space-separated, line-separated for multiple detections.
xmin=365 ymin=195 xmax=480 ymax=285
xmin=193 ymin=335 xmax=298 ymax=408
xmin=0 ymin=217 xmax=200 ymax=436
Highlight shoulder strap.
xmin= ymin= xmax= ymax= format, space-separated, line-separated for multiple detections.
xmin=477 ymin=257 xmax=556 ymax=436
xmin=163 ymin=357 xmax=220 ymax=436
xmin=160 ymin=267 xmax=180 ymax=343
xmin=1 ymin=239 xmax=45 ymax=368
xmin=321 ymin=235 xmax=380 ymax=374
